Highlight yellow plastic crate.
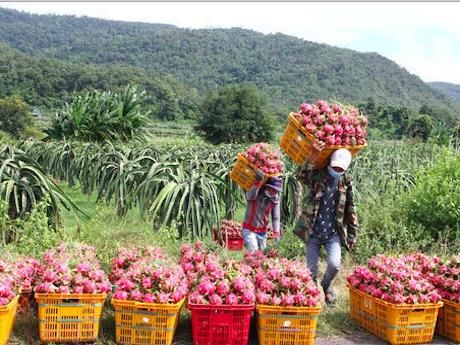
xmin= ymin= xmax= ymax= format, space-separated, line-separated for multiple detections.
xmin=0 ymin=296 xmax=19 ymax=345
xmin=112 ymin=298 xmax=184 ymax=345
xmin=229 ymin=154 xmax=278 ymax=191
xmin=35 ymin=293 xmax=106 ymax=343
xmin=256 ymin=304 xmax=321 ymax=345
xmin=436 ymin=299 xmax=460 ymax=342
xmin=280 ymin=114 xmax=366 ymax=168
xmin=349 ymin=285 xmax=442 ymax=345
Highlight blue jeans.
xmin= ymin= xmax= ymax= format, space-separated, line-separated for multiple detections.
xmin=306 ymin=233 xmax=341 ymax=289
xmin=242 ymin=229 xmax=267 ymax=251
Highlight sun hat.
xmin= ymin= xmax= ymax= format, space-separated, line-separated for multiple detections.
xmin=265 ymin=176 xmax=283 ymax=192
xmin=330 ymin=148 xmax=352 ymax=170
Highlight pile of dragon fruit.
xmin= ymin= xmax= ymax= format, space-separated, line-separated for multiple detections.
xmin=347 ymin=254 xmax=442 ymax=304
xmin=0 ymin=274 xmax=16 ymax=306
xmin=6 ymin=243 xmax=460 ymax=309
xmin=242 ymin=143 xmax=283 ymax=175
xmin=248 ymin=255 xmax=321 ymax=307
xmin=427 ymin=254 xmax=460 ymax=303
xmin=34 ymin=242 xmax=111 ymax=294
xmin=1 ymin=255 xmax=43 ymax=305
xmin=109 ymin=246 xmax=166 ymax=285
xmin=292 ymin=100 xmax=368 ymax=146
xmin=214 ymin=219 xmax=242 ymax=240
xmin=111 ymin=247 xmax=188 ymax=304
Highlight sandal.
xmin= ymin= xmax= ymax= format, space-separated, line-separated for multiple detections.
xmin=321 ymin=281 xmax=337 ymax=305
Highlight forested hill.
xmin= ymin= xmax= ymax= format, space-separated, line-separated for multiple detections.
xmin=0 ymin=43 xmax=201 ymax=119
xmin=430 ymin=82 xmax=460 ymax=102
xmin=0 ymin=7 xmax=459 ymax=120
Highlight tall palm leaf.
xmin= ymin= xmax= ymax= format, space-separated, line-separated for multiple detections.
xmin=0 ymin=144 xmax=86 ymax=244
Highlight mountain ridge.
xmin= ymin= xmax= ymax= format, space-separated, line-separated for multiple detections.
xmin=0 ymin=7 xmax=459 ymax=122
xmin=430 ymin=82 xmax=460 ymax=102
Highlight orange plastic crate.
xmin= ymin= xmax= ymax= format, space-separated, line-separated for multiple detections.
xmin=0 ymin=296 xmax=19 ymax=345
xmin=436 ymin=299 xmax=460 ymax=342
xmin=349 ymin=285 xmax=442 ymax=345
xmin=112 ymin=298 xmax=184 ymax=345
xmin=35 ymin=293 xmax=106 ymax=343
xmin=280 ymin=114 xmax=366 ymax=168
xmin=256 ymin=304 xmax=321 ymax=345
xmin=229 ymin=154 xmax=278 ymax=191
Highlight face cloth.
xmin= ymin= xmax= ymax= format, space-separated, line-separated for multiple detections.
xmin=264 ymin=189 xmax=274 ymax=198
xmin=327 ymin=165 xmax=344 ymax=179
xmin=263 ymin=189 xmax=280 ymax=203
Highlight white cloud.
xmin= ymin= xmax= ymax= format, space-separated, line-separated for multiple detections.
xmin=2 ymin=2 xmax=460 ymax=84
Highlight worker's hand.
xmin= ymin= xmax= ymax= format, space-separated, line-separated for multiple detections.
xmin=347 ymin=238 xmax=357 ymax=252
xmin=255 ymin=169 xmax=264 ymax=181
xmin=312 ymin=140 xmax=326 ymax=152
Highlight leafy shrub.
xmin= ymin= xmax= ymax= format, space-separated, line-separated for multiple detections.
xmin=7 ymin=197 xmax=59 ymax=257
xmin=278 ymin=226 xmax=305 ymax=259
xmin=354 ymin=197 xmax=431 ymax=263
xmin=403 ymin=153 xmax=460 ymax=239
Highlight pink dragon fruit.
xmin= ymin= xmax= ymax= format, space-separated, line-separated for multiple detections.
xmin=347 ymin=254 xmax=442 ymax=304
xmin=112 ymin=246 xmax=188 ymax=304
xmin=290 ymin=100 xmax=368 ymax=147
xmin=323 ymin=124 xmax=334 ymax=135
xmin=34 ymin=242 xmax=110 ymax=295
xmin=251 ymin=257 xmax=320 ymax=307
xmin=241 ymin=143 xmax=283 ymax=175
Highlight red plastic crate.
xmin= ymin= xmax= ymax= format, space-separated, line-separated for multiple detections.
xmin=188 ymin=303 xmax=254 ymax=345
xmin=226 ymin=238 xmax=244 ymax=251
xmin=213 ymin=229 xmax=244 ymax=251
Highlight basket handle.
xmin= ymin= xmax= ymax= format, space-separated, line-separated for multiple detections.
xmin=296 ymin=128 xmax=307 ymax=141
xmin=62 ymin=298 xmax=80 ymax=303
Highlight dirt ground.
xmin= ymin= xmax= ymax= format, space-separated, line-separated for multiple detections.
xmin=314 ymin=333 xmax=455 ymax=345
xmin=170 ymin=318 xmax=457 ymax=345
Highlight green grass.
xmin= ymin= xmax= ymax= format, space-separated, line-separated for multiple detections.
xmin=316 ymin=257 xmax=360 ymax=337
xmin=59 ymin=183 xmax=99 ymax=228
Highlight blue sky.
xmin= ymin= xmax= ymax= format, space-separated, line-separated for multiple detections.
xmin=2 ymin=2 xmax=460 ymax=84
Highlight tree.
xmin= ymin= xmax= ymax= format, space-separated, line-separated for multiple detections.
xmin=406 ymin=114 xmax=433 ymax=141
xmin=0 ymin=96 xmax=32 ymax=137
xmin=390 ymin=106 xmax=412 ymax=138
xmin=195 ymin=83 xmax=275 ymax=144
xmin=154 ymin=84 xmax=181 ymax=121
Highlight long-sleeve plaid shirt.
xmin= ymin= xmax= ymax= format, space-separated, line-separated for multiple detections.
xmin=293 ymin=161 xmax=358 ymax=251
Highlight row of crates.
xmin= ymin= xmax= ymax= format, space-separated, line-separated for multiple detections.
xmin=3 ymin=287 xmax=460 ymax=344
xmin=0 ymin=292 xmax=321 ymax=345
